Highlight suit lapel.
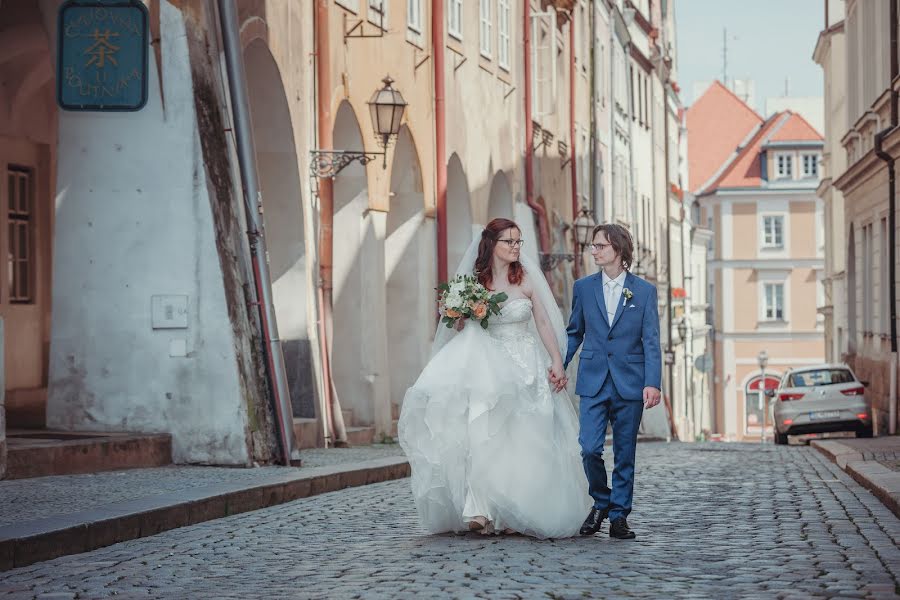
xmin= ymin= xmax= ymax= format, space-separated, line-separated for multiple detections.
xmin=593 ymin=273 xmax=610 ymax=327
xmin=608 ymin=272 xmax=633 ymax=331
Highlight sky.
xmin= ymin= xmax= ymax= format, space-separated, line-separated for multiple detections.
xmin=674 ymin=0 xmax=825 ymax=113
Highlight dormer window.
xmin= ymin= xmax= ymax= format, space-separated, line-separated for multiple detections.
xmin=801 ymin=153 xmax=820 ymax=178
xmin=776 ymin=153 xmax=793 ymax=179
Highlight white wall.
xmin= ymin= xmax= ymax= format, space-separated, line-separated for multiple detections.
xmin=45 ymin=2 xmax=251 ymax=464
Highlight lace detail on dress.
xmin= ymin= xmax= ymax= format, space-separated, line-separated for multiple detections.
xmin=485 ymin=298 xmax=546 ymax=398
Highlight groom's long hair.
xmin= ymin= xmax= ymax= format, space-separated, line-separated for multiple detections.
xmin=593 ymin=223 xmax=634 ymax=271
xmin=475 ymin=218 xmax=525 ymax=290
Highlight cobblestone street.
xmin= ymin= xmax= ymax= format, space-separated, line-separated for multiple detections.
xmin=1 ymin=442 xmax=898 ymax=599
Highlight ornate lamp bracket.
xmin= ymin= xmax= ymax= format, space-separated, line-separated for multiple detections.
xmin=309 ymin=149 xmax=385 ymax=179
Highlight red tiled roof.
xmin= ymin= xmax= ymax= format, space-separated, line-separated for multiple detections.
xmin=767 ymin=111 xmax=823 ymax=142
xmin=708 ymin=113 xmax=784 ymax=190
xmin=686 ymin=81 xmax=762 ymax=192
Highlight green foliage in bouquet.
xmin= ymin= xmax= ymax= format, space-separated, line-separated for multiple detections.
xmin=437 ymin=274 xmax=509 ymax=329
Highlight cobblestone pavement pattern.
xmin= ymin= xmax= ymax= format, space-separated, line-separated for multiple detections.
xmin=0 ymin=445 xmax=405 ymax=527
xmin=1 ymin=443 xmax=898 ymax=599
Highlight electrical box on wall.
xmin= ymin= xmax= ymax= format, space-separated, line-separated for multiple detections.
xmin=151 ymin=295 xmax=189 ymax=330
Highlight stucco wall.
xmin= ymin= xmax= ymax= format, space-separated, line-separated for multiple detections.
xmin=45 ymin=2 xmax=252 ymax=464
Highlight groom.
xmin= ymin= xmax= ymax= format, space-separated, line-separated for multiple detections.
xmin=559 ymin=223 xmax=661 ymax=540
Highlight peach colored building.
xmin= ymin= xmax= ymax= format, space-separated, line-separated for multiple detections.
xmin=689 ymin=82 xmax=825 ymax=441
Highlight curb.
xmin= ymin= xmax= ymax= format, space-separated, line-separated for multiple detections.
xmin=0 ymin=456 xmax=410 ymax=571
xmin=811 ymin=440 xmax=900 ymax=519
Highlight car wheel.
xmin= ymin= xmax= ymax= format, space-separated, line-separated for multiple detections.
xmin=858 ymin=426 xmax=873 ymax=439
xmin=774 ymin=431 xmax=788 ymax=445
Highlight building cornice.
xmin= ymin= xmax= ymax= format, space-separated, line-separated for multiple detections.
xmin=715 ymin=331 xmax=825 ymax=341
xmin=812 ymin=20 xmax=844 ymax=65
xmin=624 ymin=0 xmax=654 ymax=36
xmin=629 ymin=43 xmax=654 ymax=74
xmin=709 ymin=259 xmax=824 ymax=269
xmin=833 ymin=125 xmax=900 ymax=194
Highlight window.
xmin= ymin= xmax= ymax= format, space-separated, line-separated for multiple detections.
xmin=776 ymin=153 xmax=793 ymax=179
xmin=407 ymin=0 xmax=422 ymax=33
xmin=7 ymin=167 xmax=33 ymax=304
xmin=762 ymin=215 xmax=784 ymax=248
xmin=802 ymin=153 xmax=819 ymax=178
xmin=498 ymin=0 xmax=510 ymax=70
xmin=367 ymin=0 xmax=388 ymax=29
xmin=763 ymin=283 xmax=785 ymax=321
xmin=480 ymin=0 xmax=492 ymax=58
xmin=530 ymin=9 xmax=557 ymax=116
xmin=448 ymin=0 xmax=463 ymax=40
xmin=863 ymin=223 xmax=874 ymax=332
xmin=644 ymin=75 xmax=650 ymax=130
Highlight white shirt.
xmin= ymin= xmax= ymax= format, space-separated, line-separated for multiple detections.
xmin=601 ymin=270 xmax=627 ymax=324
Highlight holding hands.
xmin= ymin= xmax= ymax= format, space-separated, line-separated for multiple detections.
xmin=548 ymin=361 xmax=568 ymax=393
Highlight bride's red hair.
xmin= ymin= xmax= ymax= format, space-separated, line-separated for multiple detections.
xmin=475 ymin=218 xmax=525 ymax=290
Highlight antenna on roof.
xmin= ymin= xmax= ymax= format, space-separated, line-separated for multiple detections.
xmin=722 ymin=27 xmax=728 ymax=88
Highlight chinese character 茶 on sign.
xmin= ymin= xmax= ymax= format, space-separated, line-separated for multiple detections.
xmin=57 ymin=0 xmax=149 ymax=111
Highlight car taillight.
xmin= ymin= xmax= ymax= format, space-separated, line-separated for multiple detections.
xmin=857 ymin=412 xmax=869 ymax=420
xmin=783 ymin=419 xmax=794 ymax=425
xmin=841 ymin=387 xmax=865 ymax=396
xmin=779 ymin=392 xmax=805 ymax=401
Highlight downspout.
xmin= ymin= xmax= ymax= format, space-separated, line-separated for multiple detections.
xmin=314 ymin=0 xmax=347 ymax=447
xmin=524 ymin=0 xmax=552 ymax=274
xmin=570 ymin=14 xmax=580 ymax=278
xmin=434 ymin=0 xmax=448 ymax=284
xmin=217 ymin=0 xmax=292 ymax=464
xmin=588 ymin=2 xmax=595 ymax=221
xmin=873 ymin=0 xmax=898 ymax=435
xmin=609 ymin=16 xmax=616 ymax=221
xmin=663 ymin=77 xmax=676 ymax=440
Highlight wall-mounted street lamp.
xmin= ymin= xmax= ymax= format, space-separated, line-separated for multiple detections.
xmin=757 ymin=349 xmax=770 ymax=444
xmin=310 ymin=76 xmax=407 ymax=179
xmin=573 ymin=206 xmax=597 ymax=253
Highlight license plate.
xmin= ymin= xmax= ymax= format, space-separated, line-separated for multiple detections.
xmin=809 ymin=410 xmax=840 ymax=420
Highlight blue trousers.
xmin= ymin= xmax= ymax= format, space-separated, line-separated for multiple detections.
xmin=578 ymin=376 xmax=644 ymax=521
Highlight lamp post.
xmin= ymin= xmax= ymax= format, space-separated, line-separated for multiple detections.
xmin=757 ymin=349 xmax=769 ymax=443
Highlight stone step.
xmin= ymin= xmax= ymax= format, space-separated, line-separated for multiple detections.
xmin=292 ymin=418 xmax=320 ymax=450
xmin=6 ymin=430 xmax=172 ymax=480
xmin=345 ymin=426 xmax=375 ymax=447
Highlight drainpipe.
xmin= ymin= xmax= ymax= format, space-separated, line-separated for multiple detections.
xmin=218 ymin=0 xmax=292 ymax=464
xmin=874 ymin=0 xmax=898 ymax=436
xmin=588 ymin=1 xmax=595 ymax=221
xmin=663 ymin=76 xmax=676 ymax=440
xmin=524 ymin=0 xmax=552 ymax=275
xmin=570 ymin=15 xmax=580 ymax=278
xmin=434 ymin=0 xmax=448 ymax=283
xmin=314 ymin=0 xmax=347 ymax=447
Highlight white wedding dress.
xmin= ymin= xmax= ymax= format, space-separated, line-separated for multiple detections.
xmin=398 ymin=296 xmax=591 ymax=539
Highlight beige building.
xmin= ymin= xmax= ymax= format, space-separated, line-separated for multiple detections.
xmin=813 ymin=0 xmax=848 ymax=365
xmin=829 ymin=0 xmax=899 ymax=434
xmin=689 ymin=83 xmax=825 ymax=441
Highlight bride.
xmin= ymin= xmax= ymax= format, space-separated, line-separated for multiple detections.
xmin=398 ymin=218 xmax=590 ymax=538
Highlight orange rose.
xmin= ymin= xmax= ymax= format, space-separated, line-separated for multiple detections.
xmin=446 ymin=308 xmax=461 ymax=318
xmin=472 ymin=302 xmax=488 ymax=319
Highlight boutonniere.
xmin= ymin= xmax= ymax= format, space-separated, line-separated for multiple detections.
xmin=622 ymin=287 xmax=633 ymax=307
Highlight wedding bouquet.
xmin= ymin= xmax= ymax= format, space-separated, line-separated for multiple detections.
xmin=437 ymin=274 xmax=508 ymax=329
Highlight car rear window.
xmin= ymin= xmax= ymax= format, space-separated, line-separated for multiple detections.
xmin=789 ymin=369 xmax=856 ymax=387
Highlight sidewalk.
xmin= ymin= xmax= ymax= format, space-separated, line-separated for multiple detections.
xmin=0 ymin=444 xmax=408 ymax=571
xmin=811 ymin=436 xmax=900 ymax=519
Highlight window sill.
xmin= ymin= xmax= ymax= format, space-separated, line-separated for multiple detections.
xmin=760 ymin=245 xmax=784 ymax=251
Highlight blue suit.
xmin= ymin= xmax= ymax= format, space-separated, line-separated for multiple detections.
xmin=564 ymin=271 xmax=661 ymax=521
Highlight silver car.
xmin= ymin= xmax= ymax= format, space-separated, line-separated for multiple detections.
xmin=766 ymin=364 xmax=872 ymax=445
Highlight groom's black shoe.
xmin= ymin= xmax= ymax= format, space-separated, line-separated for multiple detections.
xmin=579 ymin=507 xmax=609 ymax=535
xmin=609 ymin=517 xmax=636 ymax=540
